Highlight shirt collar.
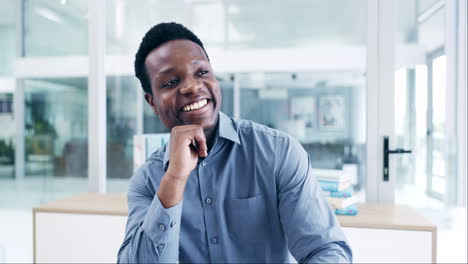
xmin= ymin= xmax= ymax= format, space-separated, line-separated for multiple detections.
xmin=163 ymin=111 xmax=240 ymax=168
xmin=218 ymin=111 xmax=241 ymax=145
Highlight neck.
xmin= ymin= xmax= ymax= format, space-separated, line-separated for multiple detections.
xmin=203 ymin=116 xmax=219 ymax=151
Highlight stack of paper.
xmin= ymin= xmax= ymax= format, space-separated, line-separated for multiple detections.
xmin=312 ymin=168 xmax=358 ymax=216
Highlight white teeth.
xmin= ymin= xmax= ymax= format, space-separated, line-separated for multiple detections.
xmin=183 ymin=99 xmax=208 ymax=112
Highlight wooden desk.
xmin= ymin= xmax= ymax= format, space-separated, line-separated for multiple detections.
xmin=337 ymin=203 xmax=436 ymax=263
xmin=33 ymin=193 xmax=437 ymax=263
xmin=33 ymin=193 xmax=127 ymax=263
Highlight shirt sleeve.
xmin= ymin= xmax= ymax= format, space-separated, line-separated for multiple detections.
xmin=117 ymin=166 xmax=183 ymax=263
xmin=275 ymin=136 xmax=353 ymax=263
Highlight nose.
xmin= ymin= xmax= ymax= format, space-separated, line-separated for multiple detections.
xmin=180 ymin=76 xmax=202 ymax=95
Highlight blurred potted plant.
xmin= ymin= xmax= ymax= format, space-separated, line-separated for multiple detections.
xmin=0 ymin=138 xmax=14 ymax=165
xmin=24 ymin=100 xmax=57 ymax=160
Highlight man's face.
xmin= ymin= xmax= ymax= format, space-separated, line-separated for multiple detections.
xmin=144 ymin=39 xmax=221 ymax=132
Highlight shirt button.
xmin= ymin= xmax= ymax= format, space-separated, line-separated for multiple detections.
xmin=205 ymin=198 xmax=212 ymax=204
xmin=201 ymin=161 xmax=207 ymax=166
xmin=170 ymin=221 xmax=176 ymax=228
xmin=158 ymin=224 xmax=166 ymax=231
xmin=156 ymin=244 xmax=165 ymax=254
xmin=210 ymin=236 xmax=218 ymax=244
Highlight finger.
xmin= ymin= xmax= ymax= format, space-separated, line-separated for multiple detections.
xmin=193 ymin=130 xmax=208 ymax=157
xmin=188 ymin=142 xmax=198 ymax=155
xmin=182 ymin=138 xmax=198 ymax=156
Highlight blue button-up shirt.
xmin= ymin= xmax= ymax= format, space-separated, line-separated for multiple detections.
xmin=118 ymin=112 xmax=352 ymax=263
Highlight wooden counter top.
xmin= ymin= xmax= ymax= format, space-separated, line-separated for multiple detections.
xmin=337 ymin=203 xmax=436 ymax=231
xmin=33 ymin=193 xmax=436 ymax=232
xmin=33 ymin=193 xmax=128 ymax=216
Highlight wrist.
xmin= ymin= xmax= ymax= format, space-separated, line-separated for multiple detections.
xmin=165 ymin=169 xmax=187 ymax=182
xmin=165 ymin=166 xmax=191 ymax=183
xmin=158 ymin=172 xmax=187 ymax=208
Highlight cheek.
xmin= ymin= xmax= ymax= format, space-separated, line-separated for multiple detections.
xmin=157 ymin=93 xmax=174 ymax=112
xmin=213 ymin=83 xmax=222 ymax=106
xmin=208 ymin=81 xmax=221 ymax=98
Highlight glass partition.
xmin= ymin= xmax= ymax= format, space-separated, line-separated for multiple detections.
xmin=0 ymin=78 xmax=88 ymax=208
xmin=106 ymin=0 xmax=366 ymax=54
xmin=0 ymin=93 xmax=14 ymax=179
xmin=106 ymin=0 xmax=188 ymax=55
xmin=106 ymin=76 xmax=138 ymax=191
xmin=0 ymin=0 xmax=16 ymax=76
xmin=0 ymin=0 xmax=16 ymax=182
xmin=238 ymin=71 xmax=367 ymax=192
xmin=0 ymin=0 xmax=90 ymax=209
xmin=24 ymin=0 xmax=87 ymax=56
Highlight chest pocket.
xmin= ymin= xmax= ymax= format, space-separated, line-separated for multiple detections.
xmin=223 ymin=194 xmax=269 ymax=243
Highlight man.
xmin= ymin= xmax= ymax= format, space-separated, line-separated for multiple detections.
xmin=117 ymin=22 xmax=352 ymax=263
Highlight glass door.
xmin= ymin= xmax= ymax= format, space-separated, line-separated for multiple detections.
xmin=427 ymin=51 xmax=447 ymax=201
xmin=380 ymin=0 xmax=458 ymax=208
xmin=381 ymin=2 xmax=468 ymax=261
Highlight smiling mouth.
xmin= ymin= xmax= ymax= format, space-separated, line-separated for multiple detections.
xmin=182 ymin=98 xmax=208 ymax=112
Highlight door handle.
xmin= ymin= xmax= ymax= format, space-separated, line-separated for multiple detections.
xmin=383 ymin=136 xmax=412 ymax=181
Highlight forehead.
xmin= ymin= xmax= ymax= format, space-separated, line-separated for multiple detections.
xmin=145 ymin=39 xmax=208 ymax=72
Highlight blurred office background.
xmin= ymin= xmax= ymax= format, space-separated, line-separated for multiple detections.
xmin=0 ymin=0 xmax=466 ymax=262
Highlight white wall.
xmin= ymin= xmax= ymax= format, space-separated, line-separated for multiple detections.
xmin=0 ymin=210 xmax=33 ymax=263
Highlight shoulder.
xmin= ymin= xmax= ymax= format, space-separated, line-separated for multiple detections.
xmin=147 ymin=144 xmax=166 ymax=165
xmin=128 ymin=146 xmax=166 ymax=196
xmin=234 ymin=119 xmax=308 ymax=180
xmin=235 ymin=119 xmax=304 ymax=153
xmin=235 ymin=118 xmax=292 ymax=142
xmin=234 ymin=118 xmax=306 ymax=162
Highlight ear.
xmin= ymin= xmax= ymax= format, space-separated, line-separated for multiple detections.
xmin=144 ymin=93 xmax=159 ymax=116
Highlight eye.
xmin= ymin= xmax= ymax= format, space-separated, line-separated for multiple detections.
xmin=197 ymin=70 xmax=209 ymax=76
xmin=161 ymin=78 xmax=179 ymax=88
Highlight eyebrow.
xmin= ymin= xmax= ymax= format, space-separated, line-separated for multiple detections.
xmin=192 ymin=58 xmax=205 ymax=64
xmin=157 ymin=57 xmax=207 ymax=76
xmin=158 ymin=67 xmax=176 ymax=75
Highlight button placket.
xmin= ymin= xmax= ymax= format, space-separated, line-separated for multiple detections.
xmin=197 ymin=158 xmax=220 ymax=261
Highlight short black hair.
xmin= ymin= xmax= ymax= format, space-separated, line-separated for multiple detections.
xmin=134 ymin=22 xmax=209 ymax=94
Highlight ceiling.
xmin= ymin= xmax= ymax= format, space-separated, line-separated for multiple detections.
xmin=0 ymin=0 xmax=16 ymax=25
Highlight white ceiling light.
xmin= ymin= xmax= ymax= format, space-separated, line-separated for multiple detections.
xmin=227 ymin=5 xmax=240 ymax=15
xmin=115 ymin=0 xmax=125 ymax=40
xmin=34 ymin=7 xmax=64 ymax=24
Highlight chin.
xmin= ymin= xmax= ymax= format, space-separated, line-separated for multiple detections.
xmin=201 ymin=120 xmax=215 ymax=130
xmin=172 ymin=107 xmax=219 ymax=129
xmin=200 ymin=113 xmax=219 ymax=130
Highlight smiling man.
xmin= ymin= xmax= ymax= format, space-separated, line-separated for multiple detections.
xmin=117 ymin=22 xmax=352 ymax=263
